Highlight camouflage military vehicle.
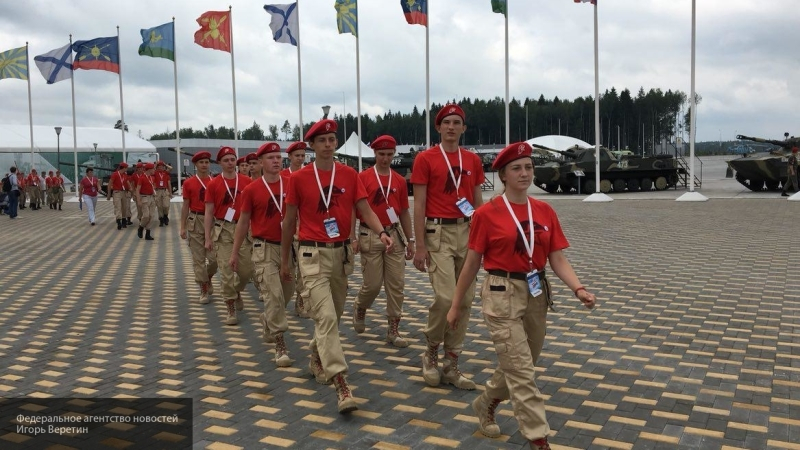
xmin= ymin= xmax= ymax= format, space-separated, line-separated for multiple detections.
xmin=390 ymin=151 xmax=418 ymax=195
xmin=727 ymin=134 xmax=799 ymax=191
xmin=532 ymin=144 xmax=685 ymax=194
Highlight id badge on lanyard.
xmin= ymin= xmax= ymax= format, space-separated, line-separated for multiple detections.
xmin=386 ymin=206 xmax=399 ymax=224
xmin=224 ymin=207 xmax=236 ymax=222
xmin=526 ymin=271 xmax=543 ymax=297
xmin=323 ymin=217 xmax=340 ymax=238
xmin=456 ymin=198 xmax=475 ymax=217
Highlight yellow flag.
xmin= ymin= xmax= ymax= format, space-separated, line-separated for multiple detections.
xmin=0 ymin=46 xmax=28 ymax=81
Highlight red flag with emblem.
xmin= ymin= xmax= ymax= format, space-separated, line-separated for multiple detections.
xmin=194 ymin=10 xmax=231 ymax=52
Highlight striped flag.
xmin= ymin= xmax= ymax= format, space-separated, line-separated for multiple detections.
xmin=335 ymin=0 xmax=357 ymax=37
xmin=34 ymin=44 xmax=73 ymax=84
xmin=0 ymin=46 xmax=28 ymax=81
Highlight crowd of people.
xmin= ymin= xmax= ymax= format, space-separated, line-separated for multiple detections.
xmin=2 ymin=168 xmax=66 ymax=218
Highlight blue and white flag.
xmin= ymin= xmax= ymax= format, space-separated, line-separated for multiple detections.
xmin=264 ymin=3 xmax=299 ymax=46
xmin=34 ymin=44 xmax=72 ymax=84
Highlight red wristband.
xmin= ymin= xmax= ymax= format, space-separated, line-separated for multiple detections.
xmin=574 ymin=286 xmax=586 ymax=297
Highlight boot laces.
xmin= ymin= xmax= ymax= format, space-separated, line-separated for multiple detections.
xmin=426 ymin=344 xmax=439 ymax=365
xmin=335 ymin=374 xmax=351 ymax=398
xmin=275 ymin=334 xmax=287 ymax=354
xmin=487 ymin=398 xmax=501 ymax=423
xmin=389 ymin=318 xmax=400 ymax=336
xmin=356 ymin=307 xmax=366 ymax=322
xmin=445 ymin=352 xmax=463 ymax=377
xmin=201 ymin=283 xmax=208 ymax=294
xmin=531 ymin=437 xmax=550 ymax=450
xmin=226 ymin=300 xmax=236 ymax=315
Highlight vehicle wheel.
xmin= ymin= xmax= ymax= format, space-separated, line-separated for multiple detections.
xmin=654 ymin=176 xmax=668 ymax=190
xmin=747 ymin=179 xmax=765 ymax=192
xmin=583 ymin=179 xmax=595 ymax=194
xmin=640 ymin=178 xmax=653 ymax=191
xmin=599 ymin=179 xmax=612 ymax=193
xmin=765 ymin=180 xmax=780 ymax=191
xmin=612 ymin=179 xmax=627 ymax=192
xmin=544 ymin=183 xmax=559 ymax=193
xmin=627 ymin=178 xmax=640 ymax=192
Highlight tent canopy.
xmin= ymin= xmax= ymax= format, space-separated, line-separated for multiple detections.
xmin=336 ymin=132 xmax=374 ymax=158
xmin=0 ymin=124 xmax=156 ymax=153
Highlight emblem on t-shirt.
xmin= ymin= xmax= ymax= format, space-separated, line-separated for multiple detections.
xmin=370 ymin=189 xmax=388 ymax=207
xmin=514 ymin=220 xmax=532 ymax=257
xmin=199 ymin=187 xmax=206 ymax=202
xmin=444 ymin=167 xmax=462 ymax=194
xmin=266 ymin=198 xmax=279 ymax=218
xmin=316 ymin=185 xmax=343 ymax=214
xmin=222 ymin=189 xmax=241 ymax=206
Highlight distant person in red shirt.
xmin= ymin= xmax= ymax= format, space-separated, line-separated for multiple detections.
xmin=411 ymin=104 xmax=485 ymax=390
xmin=153 ymin=160 xmax=172 ymax=226
xmin=280 ymin=141 xmax=309 ymax=318
xmin=237 ymin=157 xmax=250 ymax=179
xmin=231 ymin=143 xmax=295 ymax=367
xmin=279 ymin=119 xmax=393 ymax=414
xmin=78 ymin=168 xmax=100 ymax=226
xmin=205 ymin=147 xmax=253 ymax=325
xmin=45 ymin=171 xmax=55 ymax=209
xmin=352 ymin=135 xmax=415 ymax=347
xmin=131 ymin=163 xmax=145 ymax=224
xmin=52 ymin=170 xmax=65 ymax=210
xmin=26 ymin=169 xmax=41 ymax=210
xmin=447 ymin=142 xmax=596 ymax=450
xmin=135 ymin=163 xmax=158 ymax=240
xmin=107 ymin=163 xmax=131 ymax=229
xmin=245 ymin=152 xmax=261 ymax=179
xmin=180 ymin=151 xmax=218 ymax=304
xmin=16 ymin=171 xmax=26 ymax=210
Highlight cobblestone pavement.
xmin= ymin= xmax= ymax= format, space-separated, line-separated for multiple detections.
xmin=0 ymin=197 xmax=798 ymax=450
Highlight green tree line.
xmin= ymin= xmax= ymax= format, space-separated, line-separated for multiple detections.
xmin=150 ymin=87 xmax=697 ymax=152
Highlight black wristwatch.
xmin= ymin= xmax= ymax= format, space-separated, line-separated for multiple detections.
xmin=379 ymin=230 xmax=390 ymax=238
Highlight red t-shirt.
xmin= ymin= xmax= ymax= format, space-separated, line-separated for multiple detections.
xmin=357 ymin=168 xmax=409 ymax=226
xmin=280 ymin=167 xmax=303 ymax=178
xmin=182 ymin=175 xmax=213 ymax=214
xmin=205 ymin=173 xmax=252 ymax=221
xmin=27 ymin=174 xmax=39 ymax=187
xmin=154 ymin=170 xmax=170 ymax=189
xmin=410 ymin=146 xmax=485 ymax=218
xmin=240 ymin=174 xmax=290 ymax=242
xmin=137 ymin=174 xmax=157 ymax=195
xmin=45 ymin=176 xmax=53 ymax=188
xmin=53 ymin=176 xmax=63 ymax=188
xmin=110 ymin=171 xmax=128 ymax=191
xmin=286 ymin=162 xmax=367 ymax=242
xmin=80 ymin=176 xmax=99 ymax=197
xmin=469 ymin=197 xmax=569 ymax=273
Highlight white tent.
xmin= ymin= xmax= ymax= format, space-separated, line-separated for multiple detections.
xmin=0 ymin=124 xmax=156 ymax=153
xmin=337 ymin=132 xmax=374 ymax=158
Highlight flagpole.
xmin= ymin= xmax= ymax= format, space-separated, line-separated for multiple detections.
xmin=172 ymin=17 xmax=182 ymax=193
xmin=117 ymin=26 xmax=127 ymax=163
xmin=70 ymin=34 xmax=78 ymax=196
xmin=583 ymin=0 xmax=611 ymax=202
xmin=26 ymin=43 xmax=34 ymax=173
xmin=425 ymin=7 xmax=430 ymax=149
xmin=296 ymin=0 xmax=304 ymax=139
xmin=504 ymin=4 xmax=510 ymax=146
xmin=355 ymin=22 xmax=362 ymax=171
xmin=229 ymin=5 xmax=239 ymax=155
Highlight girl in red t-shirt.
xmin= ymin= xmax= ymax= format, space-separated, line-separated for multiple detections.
xmin=446 ymin=142 xmax=597 ymax=450
xmin=78 ymin=168 xmax=100 ymax=225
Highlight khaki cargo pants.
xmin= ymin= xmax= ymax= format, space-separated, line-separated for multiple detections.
xmin=52 ymin=187 xmax=63 ymax=207
xmin=155 ymin=189 xmax=171 ymax=217
xmin=355 ymin=226 xmax=407 ymax=317
xmin=298 ymin=243 xmax=354 ymax=381
xmin=112 ymin=191 xmax=130 ymax=220
xmin=253 ymin=241 xmax=295 ymax=337
xmin=481 ymin=274 xmax=551 ymax=441
xmin=424 ymin=220 xmax=475 ymax=353
xmin=185 ymin=211 xmax=217 ymax=285
xmin=213 ymin=220 xmax=252 ymax=300
xmin=140 ymin=195 xmax=157 ymax=230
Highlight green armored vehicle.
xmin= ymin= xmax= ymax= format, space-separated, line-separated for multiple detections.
xmin=532 ymin=144 xmax=685 ymax=194
xmin=728 ymin=134 xmax=799 ymax=192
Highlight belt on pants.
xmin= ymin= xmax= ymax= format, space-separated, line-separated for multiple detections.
xmin=426 ymin=216 xmax=470 ymax=225
xmin=359 ymin=222 xmax=398 ymax=232
xmin=190 ymin=211 xmax=204 ymax=216
xmin=298 ymin=239 xmax=350 ymax=248
xmin=215 ymin=219 xmax=237 ymax=226
xmin=253 ymin=237 xmax=281 ymax=247
xmin=487 ymin=269 xmax=546 ymax=281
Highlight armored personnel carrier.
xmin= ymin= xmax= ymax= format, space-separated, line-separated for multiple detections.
xmin=728 ymin=134 xmax=799 ymax=192
xmin=532 ymin=144 xmax=685 ymax=194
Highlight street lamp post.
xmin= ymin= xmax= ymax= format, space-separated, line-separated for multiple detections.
xmin=54 ymin=127 xmax=62 ymax=173
xmin=322 ymin=105 xmax=331 ymax=119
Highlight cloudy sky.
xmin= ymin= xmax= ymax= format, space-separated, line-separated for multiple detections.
xmin=0 ymin=0 xmax=798 ymax=146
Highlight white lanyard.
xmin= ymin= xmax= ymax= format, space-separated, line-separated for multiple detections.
xmin=222 ymin=174 xmax=239 ymax=203
xmin=261 ymin=175 xmax=284 ymax=219
xmin=501 ymin=194 xmax=535 ymax=272
xmin=147 ymin=175 xmax=156 ymax=192
xmin=116 ymin=172 xmax=126 ymax=191
xmin=313 ymin=161 xmax=336 ymax=215
xmin=439 ymin=145 xmax=463 ymax=196
xmin=373 ymin=166 xmax=392 ymax=204
xmin=288 ymin=167 xmax=293 ymax=174
xmin=84 ymin=177 xmax=96 ymax=189
xmin=196 ymin=175 xmax=209 ymax=191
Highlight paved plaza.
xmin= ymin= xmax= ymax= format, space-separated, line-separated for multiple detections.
xmin=0 ymin=177 xmax=798 ymax=449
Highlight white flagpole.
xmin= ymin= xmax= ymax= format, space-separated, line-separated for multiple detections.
xmin=229 ymin=6 xmax=239 ymax=155
xmin=70 ymin=34 xmax=78 ymax=196
xmin=504 ymin=6 xmax=510 ymax=146
xmin=425 ymin=7 xmax=430 ymax=149
xmin=26 ymin=43 xmax=34 ymax=172
xmin=172 ymin=17 xmax=182 ymax=193
xmin=117 ymin=26 xmax=127 ymax=163
xmin=584 ymin=0 xmax=611 ymax=202
xmin=356 ymin=24 xmax=362 ymax=171
xmin=296 ymin=0 xmax=304 ymax=139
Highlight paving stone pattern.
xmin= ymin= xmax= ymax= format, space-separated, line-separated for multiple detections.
xmin=0 ymin=199 xmax=798 ymax=450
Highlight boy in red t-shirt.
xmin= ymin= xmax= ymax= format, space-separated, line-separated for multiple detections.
xmin=279 ymin=119 xmax=393 ymax=415
xmin=135 ymin=163 xmax=158 ymax=240
xmin=153 ymin=161 xmax=172 ymax=226
xmin=280 ymin=141 xmax=310 ymax=318
xmin=180 ymin=152 xmax=218 ymax=304
xmin=410 ymin=104 xmax=485 ymax=390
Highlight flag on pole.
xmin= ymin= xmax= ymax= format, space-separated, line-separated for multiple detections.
xmin=491 ymin=0 xmax=507 ymax=15
xmin=139 ymin=22 xmax=175 ymax=61
xmin=264 ymin=3 xmax=299 ymax=46
xmin=72 ymin=37 xmax=120 ymax=73
xmin=34 ymin=44 xmax=73 ymax=84
xmin=334 ymin=0 xmax=358 ymax=37
xmin=400 ymin=0 xmax=427 ymax=26
xmin=194 ymin=10 xmax=232 ymax=52
xmin=574 ymin=0 xmax=597 ymax=4
xmin=0 ymin=46 xmax=28 ymax=80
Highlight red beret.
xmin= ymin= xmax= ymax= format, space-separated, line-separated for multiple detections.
xmin=435 ymin=104 xmax=465 ymax=126
xmin=286 ymin=141 xmax=307 ymax=154
xmin=144 ymin=163 xmax=155 ymax=170
xmin=136 ymin=162 xmax=143 ymax=168
xmin=371 ymin=135 xmax=397 ymax=151
xmin=156 ymin=160 xmax=166 ymax=167
xmin=304 ymin=119 xmax=338 ymax=142
xmin=793 ymin=147 xmax=798 ymax=153
xmin=192 ymin=151 xmax=211 ymax=163
xmin=492 ymin=142 xmax=533 ymax=171
xmin=236 ymin=157 xmax=246 ymax=165
xmin=245 ymin=152 xmax=258 ymax=162
xmin=217 ymin=146 xmax=237 ymax=162
xmin=118 ymin=162 xmax=128 ymax=169
xmin=256 ymin=142 xmax=281 ymax=158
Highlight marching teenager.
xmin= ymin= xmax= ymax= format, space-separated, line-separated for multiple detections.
xmin=180 ymin=151 xmax=218 ymax=304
